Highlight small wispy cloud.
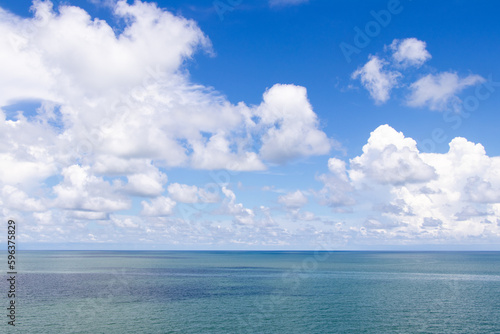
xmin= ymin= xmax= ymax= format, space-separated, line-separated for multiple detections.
xmin=351 ymin=56 xmax=400 ymax=104
xmin=352 ymin=38 xmax=484 ymax=110
xmin=407 ymin=72 xmax=485 ymax=110
xmin=390 ymin=38 xmax=431 ymax=68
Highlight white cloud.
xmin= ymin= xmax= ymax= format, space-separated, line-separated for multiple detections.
xmin=278 ymin=190 xmax=315 ymax=221
xmin=352 ymin=56 xmax=400 ymax=104
xmin=297 ymin=210 xmax=315 ymax=221
xmin=2 ymin=3 xmax=497 ymax=248
xmin=257 ymin=84 xmax=332 ymax=163
xmin=0 ymin=0 xmax=212 ymax=105
xmin=167 ymin=183 xmax=220 ymax=204
xmin=141 ymin=196 xmax=176 ymax=216
xmin=464 ymin=177 xmax=500 ymax=203
xmin=0 ymin=106 xmax=58 ymax=188
xmin=407 ymin=72 xmax=485 ymax=110
xmin=318 ymin=125 xmax=500 ymax=242
xmin=111 ymin=216 xmax=139 ymax=228
xmin=278 ymin=190 xmax=308 ymax=209
xmin=349 ymin=125 xmax=436 ymax=185
xmin=1 ymin=185 xmax=45 ymax=211
xmin=422 ymin=217 xmax=442 ymax=228
xmin=327 ymin=158 xmax=348 ymax=179
xmin=69 ymin=210 xmax=109 ymax=220
xmin=0 ymin=0 xmax=335 ymax=233
xmin=390 ymin=38 xmax=431 ymax=68
xmin=1 ymin=1 xmax=332 ymax=177
xmin=220 ymin=187 xmax=255 ymax=225
xmin=316 ymin=158 xmax=355 ymax=209
xmin=352 ymin=39 xmax=485 ymax=111
xmin=92 ymin=156 xmax=156 ymax=176
xmin=125 ymin=168 xmax=167 ymax=197
xmin=53 ymin=165 xmax=130 ymax=212
xmin=455 ymin=206 xmax=492 ymax=221
xmin=190 ymin=131 xmax=266 ymax=171
xmin=167 ymin=183 xmax=199 ymax=203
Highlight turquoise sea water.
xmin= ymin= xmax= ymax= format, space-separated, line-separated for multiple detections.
xmin=2 ymin=251 xmax=500 ymax=333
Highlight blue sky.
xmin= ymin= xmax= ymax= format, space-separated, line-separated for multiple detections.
xmin=1 ymin=0 xmax=500 ymax=250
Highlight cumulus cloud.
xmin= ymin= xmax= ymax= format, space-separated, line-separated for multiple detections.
xmin=318 ymin=124 xmax=500 ymax=241
xmin=111 ymin=216 xmax=140 ymax=229
xmin=190 ymin=131 xmax=266 ymax=171
xmin=327 ymin=158 xmax=349 ymax=180
xmin=256 ymin=84 xmax=332 ymax=163
xmin=422 ymin=217 xmax=442 ymax=228
xmin=167 ymin=183 xmax=219 ymax=203
xmin=349 ymin=125 xmax=436 ymax=185
xmin=141 ymin=196 xmax=176 ymax=216
xmin=124 ymin=168 xmax=167 ymax=197
xmin=464 ymin=177 xmax=500 ymax=203
xmin=0 ymin=0 xmax=211 ymax=105
xmin=455 ymin=206 xmax=491 ymax=221
xmin=167 ymin=183 xmax=199 ymax=203
xmin=1 ymin=185 xmax=45 ymax=211
xmin=3 ymin=3 xmax=497 ymax=248
xmin=0 ymin=1 xmax=332 ymax=190
xmin=278 ymin=190 xmax=308 ymax=209
xmin=390 ymin=38 xmax=431 ymax=68
xmin=0 ymin=106 xmax=58 ymax=188
xmin=351 ymin=56 xmax=400 ymax=104
xmin=407 ymin=72 xmax=485 ymax=110
xmin=0 ymin=0 xmax=334 ymax=236
xmin=278 ymin=190 xmax=318 ymax=221
xmin=53 ymin=165 xmax=130 ymax=212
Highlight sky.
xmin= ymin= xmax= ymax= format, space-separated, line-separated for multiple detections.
xmin=1 ymin=0 xmax=500 ymax=250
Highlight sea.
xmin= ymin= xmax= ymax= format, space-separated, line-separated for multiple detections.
xmin=2 ymin=251 xmax=500 ymax=333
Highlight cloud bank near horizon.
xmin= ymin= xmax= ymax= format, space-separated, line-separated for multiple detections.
xmin=0 ymin=1 xmax=499 ymax=249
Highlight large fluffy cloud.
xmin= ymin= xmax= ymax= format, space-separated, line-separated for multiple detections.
xmin=0 ymin=0 xmax=211 ymax=104
xmin=53 ymin=165 xmax=130 ymax=213
xmin=256 ymin=84 xmax=332 ymax=163
xmin=318 ymin=124 xmax=500 ymax=243
xmin=349 ymin=125 xmax=436 ymax=185
xmin=0 ymin=0 xmax=333 ymax=228
xmin=0 ymin=0 xmax=331 ymax=178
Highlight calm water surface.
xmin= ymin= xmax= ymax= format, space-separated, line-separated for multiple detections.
xmin=2 ymin=251 xmax=500 ymax=333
